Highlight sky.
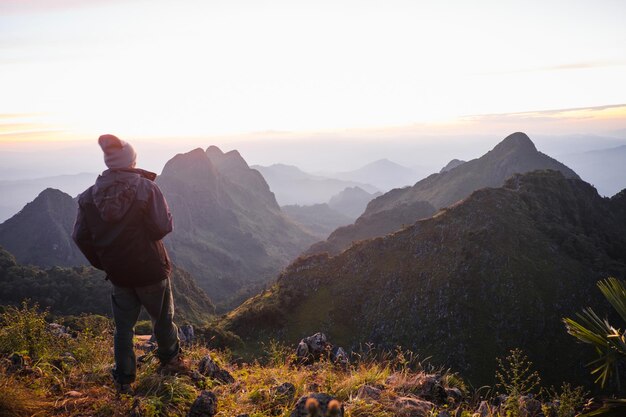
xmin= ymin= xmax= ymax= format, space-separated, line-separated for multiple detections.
xmin=1 ymin=0 xmax=626 ymax=147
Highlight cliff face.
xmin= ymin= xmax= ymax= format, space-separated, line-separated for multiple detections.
xmin=308 ymin=132 xmax=580 ymax=256
xmin=157 ymin=147 xmax=316 ymax=303
xmin=225 ymin=171 xmax=626 ymax=385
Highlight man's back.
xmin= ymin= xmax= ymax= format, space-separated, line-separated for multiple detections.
xmin=74 ymin=167 xmax=172 ymax=287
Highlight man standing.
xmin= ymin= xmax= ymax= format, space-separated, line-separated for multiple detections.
xmin=73 ymin=134 xmax=184 ymax=393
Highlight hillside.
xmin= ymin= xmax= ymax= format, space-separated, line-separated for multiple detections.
xmin=224 ymin=171 xmax=626 ymax=385
xmin=309 ymin=132 xmax=579 ymax=255
xmin=0 ymin=188 xmax=86 ymax=267
xmin=157 ymin=147 xmax=316 ymax=303
xmin=328 ymin=186 xmax=382 ymax=219
xmin=282 ymin=204 xmax=353 ymax=240
xmin=0 ymin=246 xmax=214 ymax=324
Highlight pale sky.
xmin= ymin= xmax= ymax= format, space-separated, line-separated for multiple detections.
xmin=1 ymin=0 xmax=625 ymax=143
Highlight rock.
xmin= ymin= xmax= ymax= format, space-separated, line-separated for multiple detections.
xmin=445 ymin=387 xmax=463 ymax=403
xmin=273 ymin=382 xmax=296 ymax=401
xmin=304 ymin=332 xmax=328 ymax=354
xmin=519 ymin=395 xmax=542 ymax=417
xmin=413 ymin=374 xmax=447 ymax=403
xmin=331 ymin=346 xmax=349 ymax=366
xmin=476 ymin=400 xmax=490 ymax=417
xmin=437 ymin=411 xmax=451 ymax=417
xmin=356 ymin=385 xmax=382 ymax=400
xmin=179 ymin=325 xmax=195 ymax=345
xmin=394 ymin=396 xmax=435 ymax=417
xmin=49 ymin=322 xmax=70 ymax=337
xmin=187 ymin=391 xmax=218 ymax=417
xmin=290 ymin=393 xmax=344 ymax=417
xmin=198 ymin=355 xmax=235 ymax=384
xmin=295 ymin=341 xmax=309 ymax=359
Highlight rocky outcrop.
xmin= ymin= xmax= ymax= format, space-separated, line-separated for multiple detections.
xmin=187 ymin=391 xmax=218 ymax=417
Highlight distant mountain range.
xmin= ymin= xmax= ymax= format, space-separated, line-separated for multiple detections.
xmin=0 ymin=173 xmax=96 ymax=222
xmin=224 ymin=170 xmax=626 ymax=385
xmin=281 ymin=204 xmax=353 ymax=240
xmin=252 ymin=164 xmax=379 ymax=206
xmin=309 ymin=132 xmax=580 ymax=255
xmin=330 ymin=159 xmax=424 ymax=191
xmin=282 ymin=186 xmax=382 ymax=240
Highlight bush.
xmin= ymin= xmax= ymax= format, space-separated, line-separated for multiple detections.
xmin=0 ymin=301 xmax=55 ymax=360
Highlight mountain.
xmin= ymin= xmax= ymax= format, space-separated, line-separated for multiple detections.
xmin=0 ymin=246 xmax=214 ymax=324
xmin=157 ymin=147 xmax=316 ymax=303
xmin=0 ymin=173 xmax=96 ymax=222
xmin=282 ymin=204 xmax=353 ymax=240
xmin=439 ymin=159 xmax=465 ymax=173
xmin=0 ymin=188 xmax=86 ymax=267
xmin=366 ymin=132 xmax=579 ymax=215
xmin=252 ymin=164 xmax=378 ymax=206
xmin=332 ymin=159 xmax=421 ymax=191
xmin=327 ymin=186 xmax=383 ymax=219
xmin=558 ymin=144 xmax=626 ymax=197
xmin=308 ymin=132 xmax=579 ymax=255
xmin=223 ymin=170 xmax=626 ymax=385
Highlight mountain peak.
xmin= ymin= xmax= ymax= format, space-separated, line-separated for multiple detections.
xmin=206 ymin=145 xmax=224 ymax=158
xmin=492 ymin=132 xmax=537 ymax=154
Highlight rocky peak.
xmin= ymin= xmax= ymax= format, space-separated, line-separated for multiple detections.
xmin=491 ymin=132 xmax=537 ymax=156
xmin=206 ymin=147 xmax=250 ymax=172
xmin=160 ymin=148 xmax=218 ymax=183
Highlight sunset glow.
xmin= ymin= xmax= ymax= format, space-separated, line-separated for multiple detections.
xmin=1 ymin=0 xmax=625 ymax=143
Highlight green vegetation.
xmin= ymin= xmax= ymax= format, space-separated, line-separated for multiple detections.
xmin=0 ymin=246 xmax=215 ymax=326
xmin=564 ymin=277 xmax=626 ymax=416
xmin=0 ymin=304 xmax=593 ymax=416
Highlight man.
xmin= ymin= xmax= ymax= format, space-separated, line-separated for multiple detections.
xmin=73 ymin=134 xmax=184 ymax=393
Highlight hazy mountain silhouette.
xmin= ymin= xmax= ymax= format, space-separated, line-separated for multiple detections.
xmin=282 ymin=204 xmax=353 ymax=240
xmin=309 ymin=132 xmax=579 ymax=255
xmin=559 ymin=144 xmax=626 ymax=197
xmin=0 ymin=173 xmax=96 ymax=222
xmin=439 ymin=159 xmax=465 ymax=173
xmin=225 ymin=170 xmax=626 ymax=385
xmin=0 ymin=188 xmax=86 ymax=267
xmin=157 ymin=147 xmax=316 ymax=303
xmin=332 ymin=159 xmax=422 ymax=191
xmin=327 ymin=186 xmax=382 ymax=219
xmin=252 ymin=164 xmax=378 ymax=206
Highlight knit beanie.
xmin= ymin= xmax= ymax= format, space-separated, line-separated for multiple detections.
xmin=98 ymin=134 xmax=137 ymax=169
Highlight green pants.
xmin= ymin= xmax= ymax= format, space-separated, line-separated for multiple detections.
xmin=111 ymin=278 xmax=180 ymax=384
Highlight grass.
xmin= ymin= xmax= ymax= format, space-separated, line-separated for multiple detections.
xmin=0 ymin=304 xmax=590 ymax=417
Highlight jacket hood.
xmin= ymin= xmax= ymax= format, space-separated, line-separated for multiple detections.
xmin=93 ymin=168 xmax=156 ymax=222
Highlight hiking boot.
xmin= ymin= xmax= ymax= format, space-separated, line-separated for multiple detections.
xmin=159 ymin=354 xmax=191 ymax=376
xmin=114 ymin=381 xmax=133 ymax=395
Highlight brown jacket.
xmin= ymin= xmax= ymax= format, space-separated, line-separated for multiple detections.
xmin=73 ymin=168 xmax=173 ymax=287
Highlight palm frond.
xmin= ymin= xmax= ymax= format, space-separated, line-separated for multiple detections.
xmin=580 ymin=399 xmax=626 ymax=417
xmin=598 ymin=278 xmax=626 ymax=324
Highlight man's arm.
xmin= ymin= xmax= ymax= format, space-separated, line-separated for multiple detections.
xmin=144 ymin=184 xmax=173 ymax=241
xmin=72 ymin=206 xmax=104 ymax=269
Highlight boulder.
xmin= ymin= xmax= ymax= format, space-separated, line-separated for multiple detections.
xmin=272 ymin=382 xmax=296 ymax=401
xmin=179 ymin=325 xmax=195 ymax=345
xmin=331 ymin=346 xmax=349 ymax=366
xmin=356 ymin=385 xmax=382 ymax=401
xmin=394 ymin=396 xmax=435 ymax=417
xmin=198 ymin=355 xmax=235 ymax=384
xmin=187 ymin=390 xmax=218 ymax=417
xmin=519 ymin=395 xmax=542 ymax=417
